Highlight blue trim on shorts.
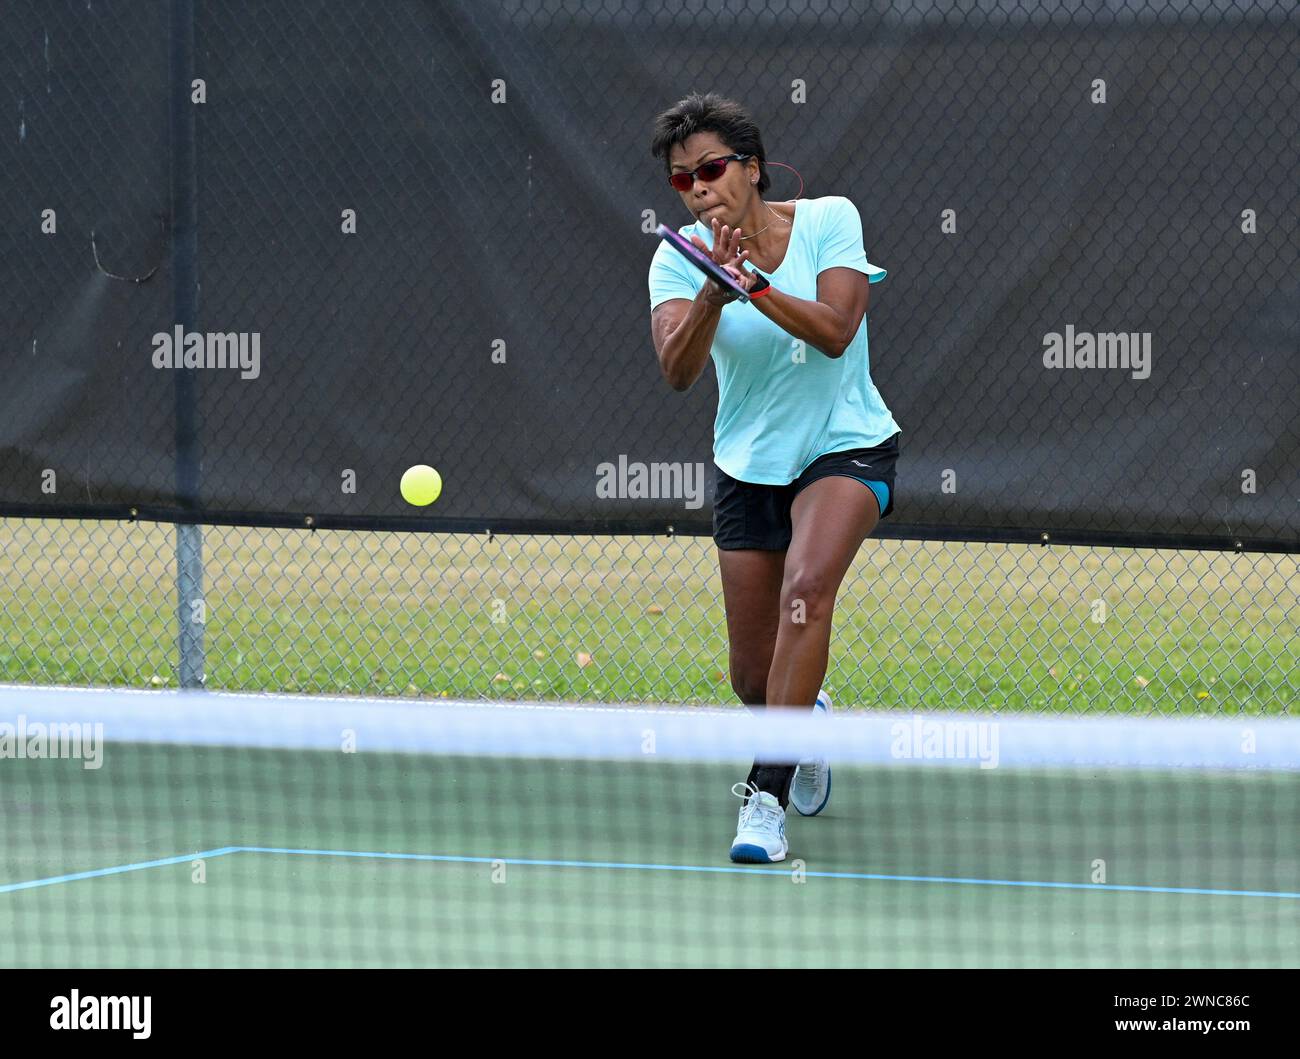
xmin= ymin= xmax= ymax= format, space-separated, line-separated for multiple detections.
xmin=853 ymin=478 xmax=890 ymax=516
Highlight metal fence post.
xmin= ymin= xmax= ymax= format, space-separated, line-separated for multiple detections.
xmin=171 ymin=0 xmax=203 ymax=687
xmin=177 ymin=524 xmax=204 ymax=686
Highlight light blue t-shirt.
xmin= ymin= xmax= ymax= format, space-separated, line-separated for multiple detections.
xmin=648 ymin=195 xmax=899 ymax=485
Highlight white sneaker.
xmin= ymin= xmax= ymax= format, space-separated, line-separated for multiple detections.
xmin=789 ymin=689 xmax=832 ymax=817
xmin=729 ymin=782 xmax=788 ymax=863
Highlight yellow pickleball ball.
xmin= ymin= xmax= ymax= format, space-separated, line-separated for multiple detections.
xmin=400 ymin=464 xmax=442 ymax=506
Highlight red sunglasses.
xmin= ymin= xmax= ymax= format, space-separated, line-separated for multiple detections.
xmin=667 ymin=153 xmax=753 ymax=192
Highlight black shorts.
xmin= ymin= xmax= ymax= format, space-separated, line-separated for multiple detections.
xmin=713 ymin=433 xmax=899 ymax=551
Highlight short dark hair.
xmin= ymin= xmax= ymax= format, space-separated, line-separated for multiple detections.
xmin=650 ymin=92 xmax=770 ymax=194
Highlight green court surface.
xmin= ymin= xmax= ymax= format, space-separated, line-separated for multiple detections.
xmin=3 ymin=743 xmax=1297 ymax=967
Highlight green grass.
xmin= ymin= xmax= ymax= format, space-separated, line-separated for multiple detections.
xmin=0 ymin=517 xmax=1295 ymax=713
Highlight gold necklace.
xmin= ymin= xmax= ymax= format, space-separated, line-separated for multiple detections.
xmin=738 ymin=201 xmax=792 ymax=241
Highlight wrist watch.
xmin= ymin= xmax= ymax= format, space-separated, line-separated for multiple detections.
xmin=747 ymin=270 xmax=772 ymax=299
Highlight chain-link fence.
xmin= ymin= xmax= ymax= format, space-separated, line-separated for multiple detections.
xmin=1 ymin=518 xmax=1295 ymax=713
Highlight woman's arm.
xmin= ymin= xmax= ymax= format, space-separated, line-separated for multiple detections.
xmin=748 ymin=267 xmax=870 ymax=360
xmin=652 ymin=287 xmax=729 ymax=391
xmin=652 ymin=223 xmax=749 ymax=391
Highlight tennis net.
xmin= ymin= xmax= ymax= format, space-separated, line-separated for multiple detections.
xmin=2 ymin=684 xmax=1297 ymax=968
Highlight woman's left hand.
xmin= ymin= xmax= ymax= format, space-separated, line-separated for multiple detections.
xmin=691 ymin=218 xmax=757 ymax=303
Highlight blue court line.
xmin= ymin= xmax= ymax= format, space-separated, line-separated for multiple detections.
xmin=0 ymin=847 xmax=242 ymax=894
xmin=4 ymin=845 xmax=1300 ymax=900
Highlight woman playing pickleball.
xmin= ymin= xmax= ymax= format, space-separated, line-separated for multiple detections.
xmin=648 ymin=92 xmax=900 ymax=864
